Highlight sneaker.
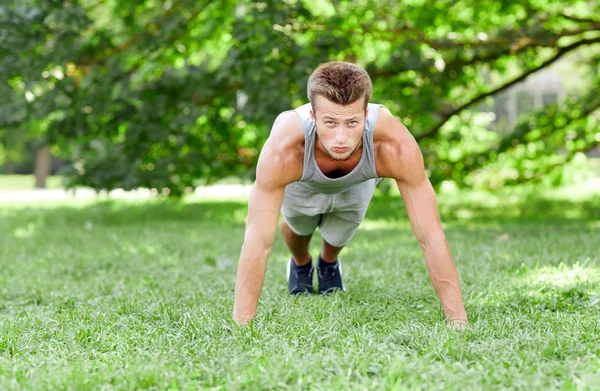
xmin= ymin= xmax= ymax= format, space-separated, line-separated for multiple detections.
xmin=287 ymin=258 xmax=314 ymax=294
xmin=317 ymin=256 xmax=345 ymax=294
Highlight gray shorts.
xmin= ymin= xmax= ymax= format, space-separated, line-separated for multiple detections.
xmin=281 ymin=179 xmax=379 ymax=247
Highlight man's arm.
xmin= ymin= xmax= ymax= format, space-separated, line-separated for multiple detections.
xmin=395 ymin=154 xmax=468 ymax=327
xmin=233 ymin=113 xmax=302 ymax=325
xmin=376 ymin=111 xmax=467 ymax=327
xmin=232 ymin=176 xmax=284 ymax=325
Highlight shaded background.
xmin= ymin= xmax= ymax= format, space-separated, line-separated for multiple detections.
xmin=1 ymin=0 xmax=599 ymax=196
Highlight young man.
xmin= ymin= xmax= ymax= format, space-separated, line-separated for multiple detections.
xmin=233 ymin=61 xmax=468 ymax=328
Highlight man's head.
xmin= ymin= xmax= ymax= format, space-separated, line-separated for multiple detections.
xmin=307 ymin=62 xmax=372 ymax=161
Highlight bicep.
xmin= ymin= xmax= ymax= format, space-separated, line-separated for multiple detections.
xmin=396 ymin=176 xmax=442 ymax=241
xmin=242 ymin=113 xmax=301 ymax=246
xmin=243 ymin=142 xmax=291 ymax=247
xmin=394 ymin=140 xmax=443 ymax=242
xmin=377 ymin=112 xmax=444 ymax=241
xmin=244 ymin=180 xmax=285 ymax=247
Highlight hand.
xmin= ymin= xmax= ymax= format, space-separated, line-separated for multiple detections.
xmin=233 ymin=312 xmax=253 ymax=328
xmin=446 ymin=318 xmax=469 ymax=330
xmin=234 ymin=319 xmax=250 ymax=328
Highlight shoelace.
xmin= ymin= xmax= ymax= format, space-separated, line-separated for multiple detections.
xmin=319 ymin=264 xmax=338 ymax=281
xmin=295 ymin=267 xmax=313 ymax=282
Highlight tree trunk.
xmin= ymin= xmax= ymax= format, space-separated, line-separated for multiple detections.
xmin=34 ymin=145 xmax=51 ymax=189
xmin=3 ymin=159 xmax=15 ymax=174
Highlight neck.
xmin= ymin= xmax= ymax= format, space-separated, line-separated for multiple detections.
xmin=313 ymin=135 xmax=364 ymax=178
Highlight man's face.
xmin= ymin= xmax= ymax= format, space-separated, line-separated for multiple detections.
xmin=310 ymin=96 xmax=368 ymax=161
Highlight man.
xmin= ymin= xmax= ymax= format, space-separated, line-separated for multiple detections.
xmin=233 ymin=61 xmax=468 ymax=328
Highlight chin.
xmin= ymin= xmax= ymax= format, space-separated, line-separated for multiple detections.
xmin=328 ymin=151 xmax=353 ymax=161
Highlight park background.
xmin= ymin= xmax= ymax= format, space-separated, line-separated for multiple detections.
xmin=1 ymin=0 xmax=599 ymax=389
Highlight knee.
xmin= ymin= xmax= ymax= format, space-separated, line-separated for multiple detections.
xmin=280 ymin=219 xmax=297 ymax=240
xmin=280 ymin=219 xmax=291 ymax=235
xmin=322 ymin=237 xmax=345 ymax=251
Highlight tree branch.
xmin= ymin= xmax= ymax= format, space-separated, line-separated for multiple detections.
xmin=415 ymin=37 xmax=600 ymax=142
xmin=368 ymin=24 xmax=600 ymax=78
xmin=444 ymin=25 xmax=600 ymax=69
xmin=559 ymin=14 xmax=600 ymax=24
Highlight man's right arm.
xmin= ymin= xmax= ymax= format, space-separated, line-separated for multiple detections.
xmin=233 ymin=112 xmax=303 ymax=325
xmin=232 ymin=176 xmax=284 ymax=325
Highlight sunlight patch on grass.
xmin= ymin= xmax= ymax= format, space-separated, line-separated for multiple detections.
xmin=357 ymin=220 xmax=399 ymax=232
xmin=543 ymin=178 xmax=600 ymax=202
xmin=0 ymin=175 xmax=63 ymax=189
xmin=13 ymin=222 xmax=39 ymax=238
xmin=524 ymin=263 xmax=600 ymax=288
xmin=232 ymin=208 xmax=248 ymax=224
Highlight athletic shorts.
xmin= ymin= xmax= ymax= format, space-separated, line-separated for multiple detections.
xmin=281 ymin=179 xmax=380 ymax=247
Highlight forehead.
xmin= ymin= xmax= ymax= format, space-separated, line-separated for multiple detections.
xmin=314 ymin=96 xmax=365 ymax=118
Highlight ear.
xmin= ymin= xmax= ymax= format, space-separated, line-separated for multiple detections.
xmin=310 ymin=108 xmax=316 ymax=121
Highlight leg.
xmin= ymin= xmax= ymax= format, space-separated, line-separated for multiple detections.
xmin=316 ymin=237 xmax=346 ymax=294
xmin=320 ymin=239 xmax=343 ymax=263
xmin=280 ymin=219 xmax=313 ymax=266
xmin=316 ymin=209 xmax=366 ymax=294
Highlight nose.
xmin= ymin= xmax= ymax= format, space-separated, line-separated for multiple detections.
xmin=334 ymin=126 xmax=348 ymax=144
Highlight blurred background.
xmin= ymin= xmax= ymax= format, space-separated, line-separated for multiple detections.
xmin=1 ymin=0 xmax=599 ymax=197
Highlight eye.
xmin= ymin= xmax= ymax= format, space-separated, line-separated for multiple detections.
xmin=325 ymin=121 xmax=335 ymax=125
xmin=349 ymin=121 xmax=358 ymax=125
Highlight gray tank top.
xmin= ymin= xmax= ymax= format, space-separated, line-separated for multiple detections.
xmin=287 ymin=102 xmax=383 ymax=195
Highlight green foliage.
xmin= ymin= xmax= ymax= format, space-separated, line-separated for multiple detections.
xmin=1 ymin=0 xmax=599 ymax=194
xmin=427 ymin=86 xmax=600 ymax=188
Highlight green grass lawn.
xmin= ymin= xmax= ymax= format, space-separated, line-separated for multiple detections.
xmin=0 ymin=175 xmax=253 ymax=191
xmin=0 ymin=186 xmax=599 ymax=390
xmin=0 ymin=175 xmax=64 ymax=190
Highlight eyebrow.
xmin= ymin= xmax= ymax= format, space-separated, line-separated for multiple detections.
xmin=322 ymin=116 xmax=360 ymax=121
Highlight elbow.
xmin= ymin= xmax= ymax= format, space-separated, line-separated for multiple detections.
xmin=414 ymin=226 xmax=430 ymax=247
xmin=416 ymin=226 xmax=445 ymax=249
xmin=241 ymin=239 xmax=273 ymax=256
xmin=417 ymin=236 xmax=430 ymax=252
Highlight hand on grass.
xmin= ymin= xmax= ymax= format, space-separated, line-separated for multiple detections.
xmin=233 ymin=312 xmax=253 ymax=328
xmin=446 ymin=318 xmax=469 ymax=330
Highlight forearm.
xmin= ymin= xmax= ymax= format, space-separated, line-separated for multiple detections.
xmin=419 ymin=228 xmax=467 ymax=321
xmin=233 ymin=243 xmax=272 ymax=324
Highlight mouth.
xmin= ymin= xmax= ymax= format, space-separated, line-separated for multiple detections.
xmin=332 ymin=146 xmax=349 ymax=153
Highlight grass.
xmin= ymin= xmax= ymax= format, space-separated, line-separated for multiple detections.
xmin=0 ymin=184 xmax=599 ymax=390
xmin=0 ymin=175 xmax=252 ymax=190
xmin=0 ymin=175 xmax=64 ymax=190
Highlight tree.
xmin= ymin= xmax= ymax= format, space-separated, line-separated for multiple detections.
xmin=1 ymin=0 xmax=599 ymax=195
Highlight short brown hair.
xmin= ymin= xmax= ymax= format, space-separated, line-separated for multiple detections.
xmin=307 ymin=61 xmax=372 ymax=111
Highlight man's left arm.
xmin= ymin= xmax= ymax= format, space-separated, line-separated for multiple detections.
xmin=393 ymin=137 xmax=468 ymax=328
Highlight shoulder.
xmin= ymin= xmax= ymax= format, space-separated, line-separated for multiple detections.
xmin=372 ymin=106 xmax=409 ymax=142
xmin=255 ymin=110 xmax=304 ymax=188
xmin=267 ymin=110 xmax=305 ymax=146
xmin=373 ymin=106 xmax=425 ymax=182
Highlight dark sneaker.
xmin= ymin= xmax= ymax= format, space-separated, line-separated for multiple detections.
xmin=287 ymin=258 xmax=314 ymax=294
xmin=317 ymin=256 xmax=345 ymax=294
